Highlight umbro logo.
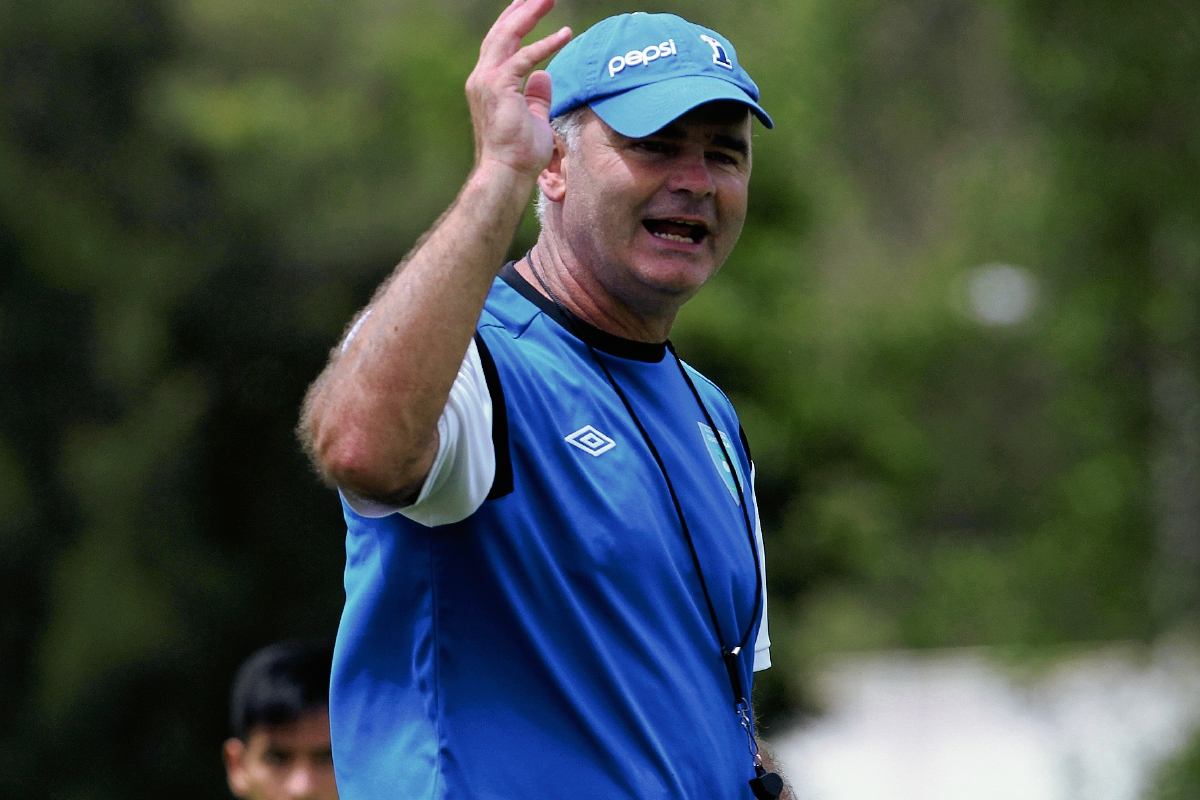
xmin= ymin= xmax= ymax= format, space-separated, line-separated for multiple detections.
xmin=564 ymin=425 xmax=617 ymax=457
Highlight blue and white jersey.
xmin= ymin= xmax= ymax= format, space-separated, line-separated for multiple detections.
xmin=330 ymin=264 xmax=771 ymax=800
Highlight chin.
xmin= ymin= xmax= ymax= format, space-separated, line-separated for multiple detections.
xmin=631 ymin=258 xmax=715 ymax=298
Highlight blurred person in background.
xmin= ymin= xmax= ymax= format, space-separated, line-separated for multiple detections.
xmin=301 ymin=1 xmax=789 ymax=797
xmin=222 ymin=640 xmax=338 ymax=800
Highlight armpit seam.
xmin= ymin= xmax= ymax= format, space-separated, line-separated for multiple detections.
xmin=430 ymin=533 xmax=445 ymax=799
xmin=474 ymin=330 xmax=512 ymax=500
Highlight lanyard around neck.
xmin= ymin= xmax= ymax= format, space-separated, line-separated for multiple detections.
xmin=522 ymin=254 xmax=782 ymax=798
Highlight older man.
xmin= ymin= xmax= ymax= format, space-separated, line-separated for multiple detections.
xmin=301 ymin=2 xmax=788 ymax=798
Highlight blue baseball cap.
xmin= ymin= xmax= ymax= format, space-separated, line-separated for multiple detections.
xmin=546 ymin=12 xmax=773 ymax=138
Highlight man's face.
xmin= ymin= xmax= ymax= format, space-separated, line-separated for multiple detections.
xmin=222 ymin=708 xmax=338 ymax=800
xmin=554 ymin=101 xmax=753 ymax=320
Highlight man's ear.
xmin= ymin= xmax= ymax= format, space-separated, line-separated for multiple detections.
xmin=223 ymin=737 xmax=252 ymax=798
xmin=538 ymin=134 xmax=568 ymax=203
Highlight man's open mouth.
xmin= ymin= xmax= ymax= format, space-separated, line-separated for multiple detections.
xmin=643 ymin=219 xmax=709 ymax=244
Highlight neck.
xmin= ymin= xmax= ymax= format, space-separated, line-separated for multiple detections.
xmin=519 ymin=236 xmax=678 ymax=344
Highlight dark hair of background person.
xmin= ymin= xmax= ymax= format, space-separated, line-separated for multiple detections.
xmin=229 ymin=641 xmax=334 ymax=741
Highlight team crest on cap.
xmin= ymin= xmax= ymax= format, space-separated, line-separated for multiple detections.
xmin=700 ymin=34 xmax=734 ymax=70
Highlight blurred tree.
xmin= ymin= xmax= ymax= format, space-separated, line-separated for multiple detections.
xmin=0 ymin=0 xmax=351 ymax=796
xmin=1006 ymin=0 xmax=1200 ymax=625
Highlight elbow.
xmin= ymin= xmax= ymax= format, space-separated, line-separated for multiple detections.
xmin=298 ymin=376 xmax=432 ymax=498
xmin=300 ymin=384 xmax=384 ymax=491
xmin=312 ymin=422 xmax=391 ymax=495
xmin=306 ymin=412 xmax=430 ymax=500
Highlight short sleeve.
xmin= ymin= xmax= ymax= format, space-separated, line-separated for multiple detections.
xmin=339 ymin=339 xmax=495 ymax=525
xmin=751 ymin=466 xmax=772 ymax=672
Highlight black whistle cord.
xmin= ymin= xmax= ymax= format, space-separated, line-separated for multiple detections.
xmin=523 ymin=254 xmax=781 ymax=799
xmin=668 ymin=341 xmax=762 ymax=659
xmin=522 ymin=255 xmax=756 ymax=660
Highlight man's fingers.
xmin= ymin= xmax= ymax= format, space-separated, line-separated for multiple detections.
xmin=479 ymin=0 xmax=557 ymax=66
xmin=508 ymin=26 xmax=571 ymax=77
xmin=523 ymin=71 xmax=553 ymax=122
xmin=489 ymin=0 xmax=536 ymax=39
xmin=494 ymin=0 xmax=523 ymax=23
xmin=502 ymin=0 xmax=557 ymax=40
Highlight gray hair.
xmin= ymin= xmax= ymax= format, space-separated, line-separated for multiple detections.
xmin=534 ymin=107 xmax=588 ymax=225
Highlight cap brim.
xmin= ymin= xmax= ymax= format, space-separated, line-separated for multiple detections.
xmin=588 ymin=75 xmax=773 ymax=138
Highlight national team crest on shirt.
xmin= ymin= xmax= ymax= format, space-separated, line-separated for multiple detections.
xmin=698 ymin=422 xmax=744 ymax=504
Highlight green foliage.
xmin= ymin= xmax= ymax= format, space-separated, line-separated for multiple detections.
xmin=1150 ymin=727 xmax=1200 ymax=800
xmin=1 ymin=0 xmax=1198 ymax=793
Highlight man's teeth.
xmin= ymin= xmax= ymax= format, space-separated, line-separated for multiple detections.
xmin=646 ymin=218 xmax=705 ymax=243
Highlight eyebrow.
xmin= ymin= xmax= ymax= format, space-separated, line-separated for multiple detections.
xmin=711 ymin=133 xmax=749 ymax=157
xmin=645 ymin=126 xmax=750 ymax=158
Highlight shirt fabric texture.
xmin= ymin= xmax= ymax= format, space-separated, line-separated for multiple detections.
xmin=330 ymin=264 xmax=770 ymax=799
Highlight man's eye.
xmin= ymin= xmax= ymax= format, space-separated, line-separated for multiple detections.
xmin=312 ymin=749 xmax=335 ymax=767
xmin=635 ymin=140 xmax=675 ymax=155
xmin=708 ymin=151 xmax=739 ymax=166
xmin=262 ymin=749 xmax=292 ymax=766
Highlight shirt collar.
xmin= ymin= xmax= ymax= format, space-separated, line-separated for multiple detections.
xmin=499 ymin=261 xmax=668 ymax=363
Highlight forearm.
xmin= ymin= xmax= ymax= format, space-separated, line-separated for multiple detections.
xmin=299 ymin=0 xmax=567 ymax=499
xmin=302 ymin=161 xmax=536 ymax=498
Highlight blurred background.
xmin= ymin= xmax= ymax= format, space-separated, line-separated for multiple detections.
xmin=1 ymin=0 xmax=1198 ymax=797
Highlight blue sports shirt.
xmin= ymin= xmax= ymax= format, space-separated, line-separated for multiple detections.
xmin=330 ymin=265 xmax=769 ymax=799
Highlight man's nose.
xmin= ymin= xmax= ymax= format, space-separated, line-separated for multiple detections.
xmin=285 ymin=764 xmax=316 ymax=798
xmin=666 ymin=150 xmax=717 ymax=196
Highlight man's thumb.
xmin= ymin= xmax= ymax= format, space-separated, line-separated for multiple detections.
xmin=524 ymin=71 xmax=553 ymax=122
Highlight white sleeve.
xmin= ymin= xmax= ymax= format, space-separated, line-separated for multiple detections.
xmin=339 ymin=338 xmax=496 ymax=526
xmin=751 ymin=465 xmax=772 ymax=672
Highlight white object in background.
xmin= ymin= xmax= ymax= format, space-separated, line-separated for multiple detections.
xmin=770 ymin=641 xmax=1200 ymax=800
xmin=968 ymin=263 xmax=1037 ymax=326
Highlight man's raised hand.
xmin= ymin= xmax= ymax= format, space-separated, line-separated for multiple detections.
xmin=302 ymin=2 xmax=570 ymax=505
xmin=466 ymin=0 xmax=571 ymax=179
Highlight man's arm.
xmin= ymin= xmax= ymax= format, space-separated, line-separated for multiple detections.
xmin=299 ymin=0 xmax=570 ymax=501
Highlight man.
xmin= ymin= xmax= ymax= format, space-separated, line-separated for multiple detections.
xmin=301 ymin=2 xmax=791 ymax=797
xmin=222 ymin=641 xmax=339 ymax=800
